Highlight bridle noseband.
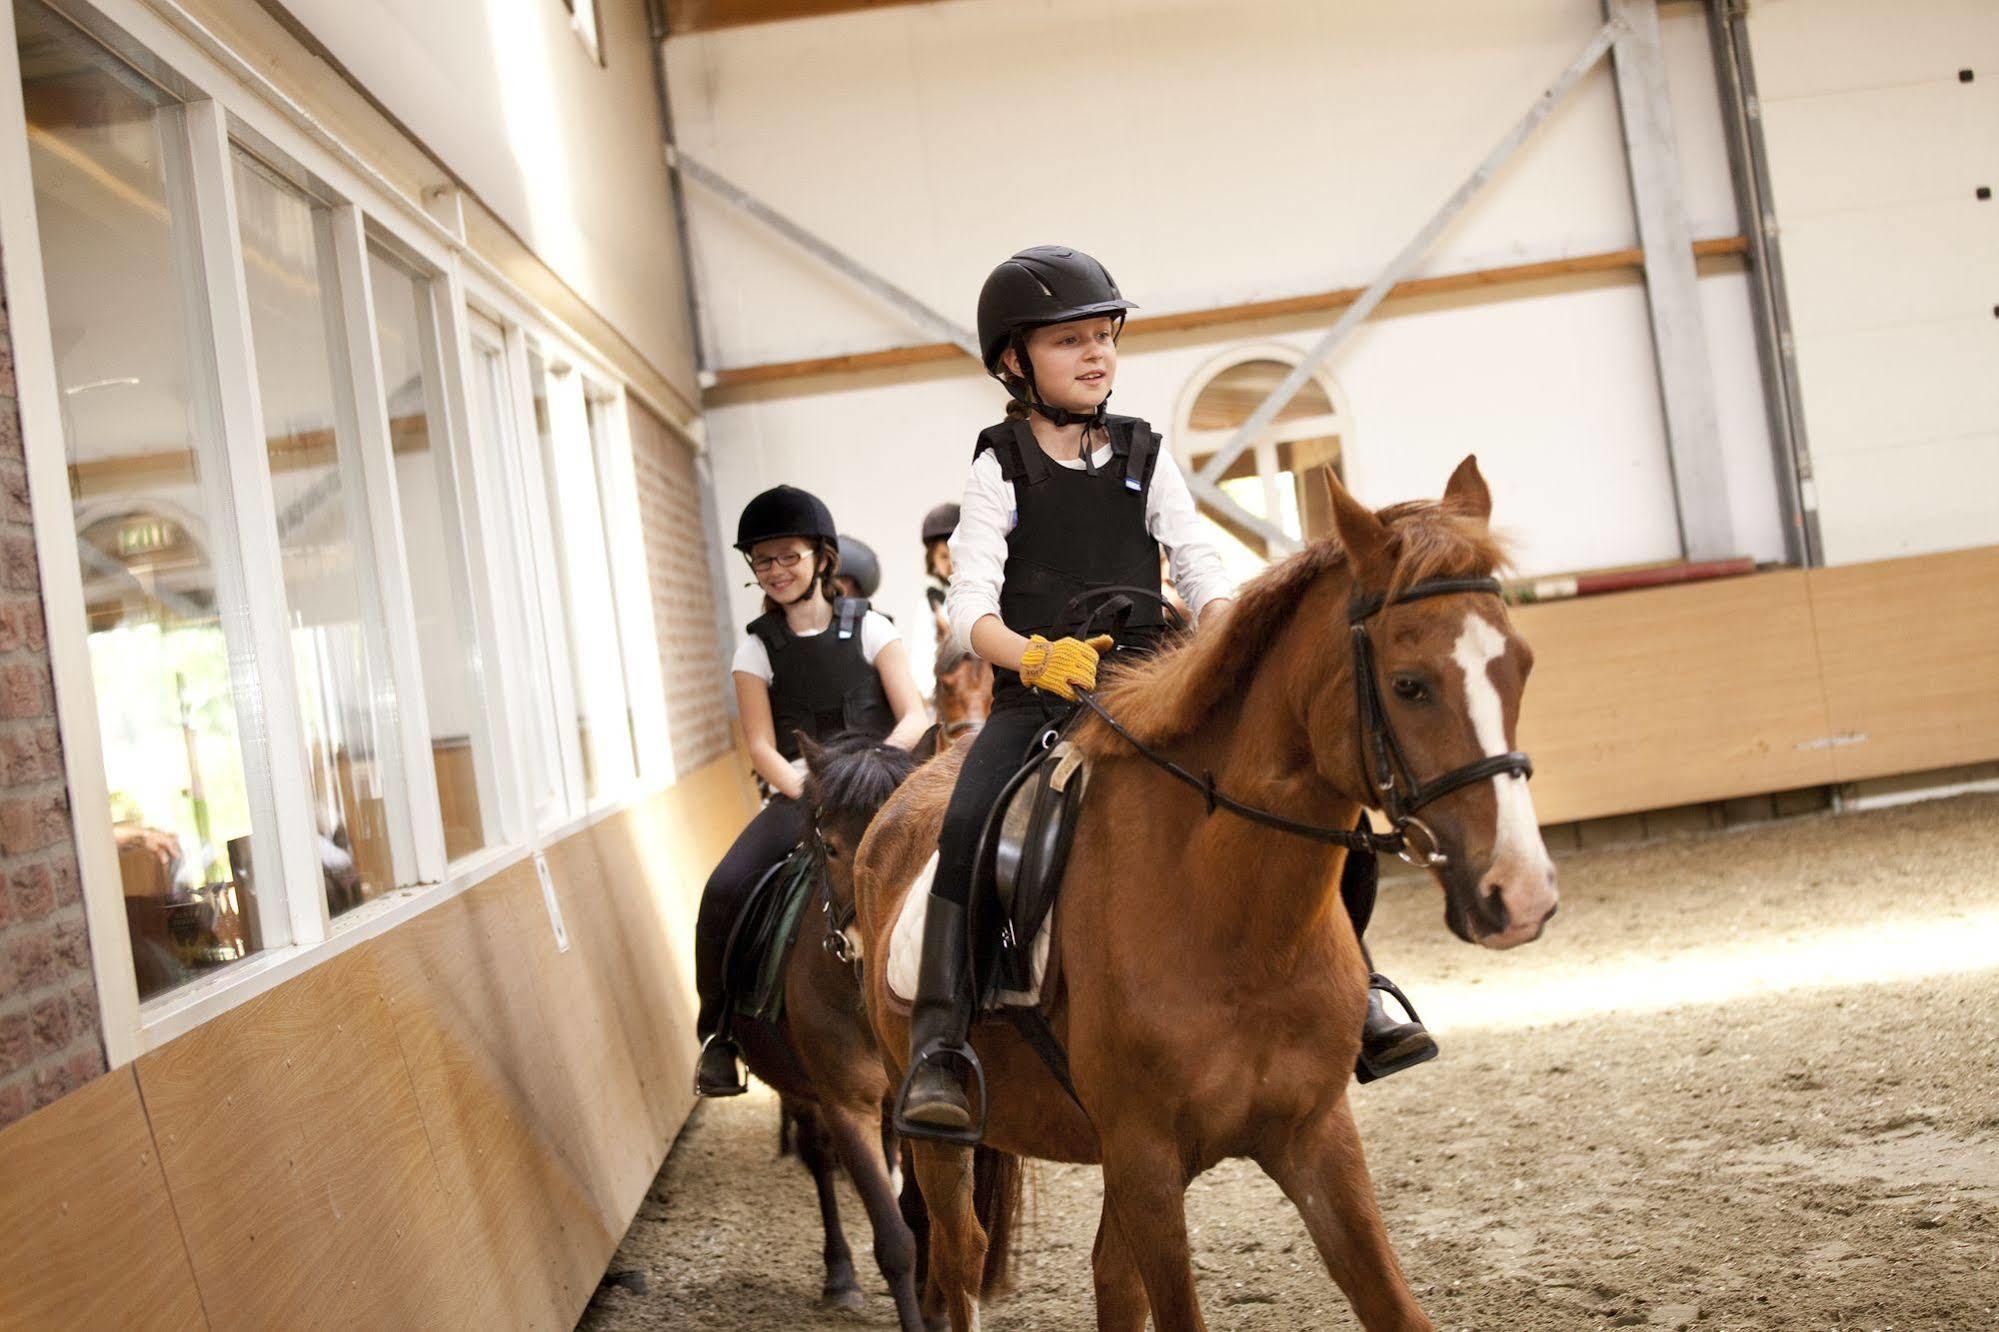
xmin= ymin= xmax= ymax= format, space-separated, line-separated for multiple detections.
xmin=1073 ymin=573 xmax=1532 ymax=867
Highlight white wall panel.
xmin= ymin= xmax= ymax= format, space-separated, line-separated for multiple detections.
xmin=1750 ymin=0 xmax=1999 ymax=563
xmin=668 ymin=0 xmax=1764 ymax=370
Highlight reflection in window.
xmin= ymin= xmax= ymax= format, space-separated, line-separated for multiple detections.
xmin=1181 ymin=357 xmax=1346 ymax=580
xmin=368 ymin=247 xmax=492 ymax=861
xmin=232 ymin=149 xmax=409 ymax=916
xmin=534 ymin=369 xmax=635 ymax=802
xmin=467 ymin=329 xmax=562 ymax=823
xmin=16 ymin=0 xmax=265 ymax=997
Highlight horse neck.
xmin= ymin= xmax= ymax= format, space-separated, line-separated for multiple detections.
xmin=1116 ymin=579 xmax=1369 ymax=969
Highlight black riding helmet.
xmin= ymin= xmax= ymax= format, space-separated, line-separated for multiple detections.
xmin=836 ymin=534 xmax=881 ymax=599
xmin=920 ymin=502 xmax=960 ymax=547
xmin=735 ymin=484 xmax=837 ymax=551
xmin=976 ymin=246 xmax=1137 ymax=432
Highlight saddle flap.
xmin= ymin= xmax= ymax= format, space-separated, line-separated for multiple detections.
xmin=970 ymin=741 xmax=1089 ymax=1006
xmin=722 ymin=844 xmax=819 ymax=1025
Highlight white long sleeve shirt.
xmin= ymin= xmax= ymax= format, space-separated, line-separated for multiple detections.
xmin=944 ymin=436 xmax=1235 ymax=656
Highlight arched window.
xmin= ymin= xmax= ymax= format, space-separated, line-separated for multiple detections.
xmin=1172 ymin=347 xmax=1349 ymax=580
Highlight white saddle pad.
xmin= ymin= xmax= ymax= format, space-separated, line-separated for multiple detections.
xmin=886 ymin=852 xmax=1053 ymax=1010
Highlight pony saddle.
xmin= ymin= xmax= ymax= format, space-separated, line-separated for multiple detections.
xmin=967 ymin=739 xmax=1090 ymax=1008
xmin=721 ymin=843 xmax=820 ymax=1025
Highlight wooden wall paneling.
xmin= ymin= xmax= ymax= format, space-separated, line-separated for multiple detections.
xmin=507 ymin=830 xmax=662 ymax=1232
xmin=1509 ymin=572 xmax=1840 ymax=824
xmin=371 ymin=883 xmax=615 ymax=1330
xmin=0 ymin=1067 xmax=206 ymax=1331
xmin=135 ymin=948 xmax=475 ymax=1330
xmin=1806 ymin=547 xmax=1999 ymax=784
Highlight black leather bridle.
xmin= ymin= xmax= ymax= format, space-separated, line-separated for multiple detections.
xmin=1073 ymin=573 xmax=1533 ymax=867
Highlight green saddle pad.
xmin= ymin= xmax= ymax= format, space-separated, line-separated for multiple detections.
xmin=724 ymin=843 xmax=820 ymax=1026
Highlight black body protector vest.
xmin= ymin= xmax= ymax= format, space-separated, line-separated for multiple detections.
xmin=974 ymin=415 xmax=1165 ymax=687
xmin=747 ymin=596 xmax=896 ymax=759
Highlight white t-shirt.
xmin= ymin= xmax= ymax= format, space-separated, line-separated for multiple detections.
xmin=731 ymin=609 xmax=902 ymax=684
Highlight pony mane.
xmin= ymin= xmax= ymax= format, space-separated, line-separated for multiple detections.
xmin=1084 ymin=498 xmax=1508 ymax=750
xmin=803 ymin=733 xmax=923 ymax=824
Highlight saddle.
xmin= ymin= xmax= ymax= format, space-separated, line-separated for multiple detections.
xmin=721 ymin=843 xmax=820 ymax=1026
xmin=967 ymin=737 xmax=1091 ymax=1009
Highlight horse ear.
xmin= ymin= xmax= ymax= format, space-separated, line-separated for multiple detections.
xmin=1322 ymin=469 xmax=1393 ymax=585
xmin=910 ymin=723 xmax=941 ymax=764
xmin=1443 ymin=454 xmax=1492 ymax=522
xmin=796 ymin=732 xmax=826 ymax=777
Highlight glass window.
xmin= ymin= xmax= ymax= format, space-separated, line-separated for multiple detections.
xmin=366 ymin=245 xmax=494 ymax=861
xmin=531 ymin=363 xmax=635 ymax=803
xmin=1182 ymin=358 xmax=1346 ymax=579
xmin=231 ymin=148 xmax=410 ymax=916
xmin=583 ymin=393 xmax=644 ymax=775
xmin=466 ymin=323 xmax=563 ymax=824
xmin=15 ymin=0 xmax=268 ymax=997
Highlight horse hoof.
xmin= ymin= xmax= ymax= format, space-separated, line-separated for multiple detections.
xmin=818 ymin=1286 xmax=867 ymax=1314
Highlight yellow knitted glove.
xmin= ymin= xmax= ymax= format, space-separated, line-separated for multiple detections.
xmin=1018 ymin=634 xmax=1115 ymax=701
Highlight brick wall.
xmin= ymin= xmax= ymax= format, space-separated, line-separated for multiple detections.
xmin=0 ymin=266 xmax=105 ymax=1129
xmin=628 ymin=401 xmax=733 ymax=774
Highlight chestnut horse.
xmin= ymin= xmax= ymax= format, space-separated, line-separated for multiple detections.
xmin=734 ymin=733 xmax=1016 ymax=1330
xmin=930 ymin=596 xmax=993 ymax=750
xmin=853 ymin=458 xmax=1557 ymax=1331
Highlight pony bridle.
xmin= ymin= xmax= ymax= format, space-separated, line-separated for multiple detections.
xmin=1347 ymin=576 xmax=1534 ymax=867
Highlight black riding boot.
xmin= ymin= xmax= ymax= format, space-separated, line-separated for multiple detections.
xmin=1355 ymin=944 xmax=1438 ymax=1084
xmin=694 ymin=997 xmax=747 ymax=1098
xmin=895 ymin=894 xmax=977 ymax=1139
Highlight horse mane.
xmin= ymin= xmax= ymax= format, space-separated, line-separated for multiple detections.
xmin=803 ymin=734 xmax=923 ymax=824
xmin=1083 ymin=498 xmax=1509 ymax=750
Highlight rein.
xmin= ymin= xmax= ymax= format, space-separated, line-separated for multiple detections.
xmin=1075 ymin=573 xmax=1533 ymax=868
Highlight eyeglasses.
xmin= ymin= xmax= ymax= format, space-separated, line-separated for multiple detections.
xmin=747 ymin=550 xmax=808 ymax=575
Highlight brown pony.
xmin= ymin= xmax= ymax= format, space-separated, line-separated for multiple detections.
xmin=853 ymin=458 xmax=1557 ymax=1331
xmin=734 ymin=733 xmax=1016 ymax=1330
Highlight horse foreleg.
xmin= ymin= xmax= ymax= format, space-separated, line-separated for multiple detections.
xmin=910 ymin=1141 xmax=986 ymax=1332
xmin=793 ymin=1107 xmax=864 ymax=1311
xmin=1091 ymin=1194 xmax=1150 ymax=1332
xmin=823 ymin=1101 xmax=926 ymax=1332
xmin=1257 ymin=1095 xmax=1432 ymax=1332
xmin=1100 ymin=1129 xmax=1205 ymax=1331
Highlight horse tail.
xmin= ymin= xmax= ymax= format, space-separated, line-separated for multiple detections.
xmin=973 ymin=1146 xmax=1026 ymax=1296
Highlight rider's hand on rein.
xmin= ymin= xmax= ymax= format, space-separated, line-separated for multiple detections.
xmin=1019 ymin=634 xmax=1115 ymax=701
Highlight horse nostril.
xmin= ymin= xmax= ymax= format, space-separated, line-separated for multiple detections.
xmin=1481 ymin=886 xmax=1510 ymax=933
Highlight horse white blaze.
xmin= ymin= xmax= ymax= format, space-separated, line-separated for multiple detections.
xmin=1451 ymin=612 xmax=1557 ymax=945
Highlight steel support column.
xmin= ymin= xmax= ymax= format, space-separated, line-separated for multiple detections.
xmin=1707 ymin=0 xmax=1821 ymax=567
xmin=1607 ymin=0 xmax=1735 ymax=560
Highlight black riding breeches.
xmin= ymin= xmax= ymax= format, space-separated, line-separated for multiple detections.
xmin=695 ymin=794 xmax=809 ymax=1038
xmin=931 ymin=686 xmax=1070 ymax=908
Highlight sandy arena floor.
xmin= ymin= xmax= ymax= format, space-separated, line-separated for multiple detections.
xmin=582 ymin=793 xmax=1999 ymax=1330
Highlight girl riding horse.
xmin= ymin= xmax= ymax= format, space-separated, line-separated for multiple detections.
xmin=897 ymin=246 xmax=1440 ymax=1137
xmin=694 ymin=485 xmax=929 ymax=1097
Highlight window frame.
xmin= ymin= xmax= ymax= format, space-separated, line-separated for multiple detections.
xmin=0 ymin=0 xmax=677 ymax=1060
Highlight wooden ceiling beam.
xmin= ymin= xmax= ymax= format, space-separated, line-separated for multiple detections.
xmin=665 ymin=0 xmax=937 ymax=36
xmin=704 ymin=235 xmax=1750 ymax=395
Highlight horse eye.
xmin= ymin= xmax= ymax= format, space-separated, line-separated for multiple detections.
xmin=1391 ymin=675 xmax=1430 ymax=703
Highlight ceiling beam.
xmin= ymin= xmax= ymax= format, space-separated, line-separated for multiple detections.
xmin=664 ymin=0 xmax=936 ymax=36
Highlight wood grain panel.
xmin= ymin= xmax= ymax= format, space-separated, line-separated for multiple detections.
xmin=508 ymin=830 xmax=663 ymax=1232
xmin=1807 ymin=547 xmax=1999 ymax=784
xmin=1511 ymin=572 xmax=1838 ymax=824
xmin=371 ymin=882 xmax=616 ymax=1331
xmin=0 ymin=1067 xmax=205 ymax=1331
xmin=136 ymin=948 xmax=473 ymax=1330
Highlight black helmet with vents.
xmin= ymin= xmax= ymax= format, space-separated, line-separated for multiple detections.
xmin=975 ymin=245 xmax=1137 ymax=379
